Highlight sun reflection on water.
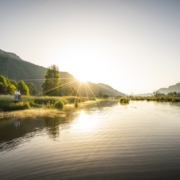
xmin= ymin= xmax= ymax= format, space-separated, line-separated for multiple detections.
xmin=72 ymin=110 xmax=99 ymax=133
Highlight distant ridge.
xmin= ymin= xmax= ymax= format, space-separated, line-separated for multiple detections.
xmin=0 ymin=49 xmax=124 ymax=96
xmin=158 ymin=83 xmax=180 ymax=94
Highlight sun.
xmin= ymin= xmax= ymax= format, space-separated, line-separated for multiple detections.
xmin=76 ymin=73 xmax=89 ymax=83
xmin=78 ymin=78 xmax=88 ymax=83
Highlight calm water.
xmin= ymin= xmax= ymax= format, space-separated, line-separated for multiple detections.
xmin=1 ymin=101 xmax=180 ymax=180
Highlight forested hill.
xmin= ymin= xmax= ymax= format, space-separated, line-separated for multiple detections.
xmin=0 ymin=49 xmax=74 ymax=91
xmin=0 ymin=49 xmax=124 ymax=96
xmin=158 ymin=83 xmax=180 ymax=94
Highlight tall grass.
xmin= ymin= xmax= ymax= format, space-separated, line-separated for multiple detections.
xmin=0 ymin=95 xmax=89 ymax=112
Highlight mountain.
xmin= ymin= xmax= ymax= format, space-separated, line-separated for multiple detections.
xmin=77 ymin=82 xmax=125 ymax=97
xmin=0 ymin=49 xmax=124 ymax=96
xmin=0 ymin=49 xmax=74 ymax=91
xmin=158 ymin=83 xmax=180 ymax=94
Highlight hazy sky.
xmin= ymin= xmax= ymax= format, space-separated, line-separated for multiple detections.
xmin=0 ymin=0 xmax=180 ymax=94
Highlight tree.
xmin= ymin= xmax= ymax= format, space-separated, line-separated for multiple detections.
xmin=0 ymin=75 xmax=8 ymax=86
xmin=0 ymin=82 xmax=7 ymax=94
xmin=25 ymin=82 xmax=38 ymax=95
xmin=17 ymin=80 xmax=30 ymax=95
xmin=103 ymin=94 xmax=109 ymax=98
xmin=7 ymin=84 xmax=16 ymax=95
xmin=42 ymin=65 xmax=61 ymax=96
xmin=9 ymin=79 xmax=17 ymax=88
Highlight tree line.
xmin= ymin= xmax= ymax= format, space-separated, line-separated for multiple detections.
xmin=0 ymin=75 xmax=38 ymax=95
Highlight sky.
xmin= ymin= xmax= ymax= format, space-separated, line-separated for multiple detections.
xmin=0 ymin=0 xmax=180 ymax=94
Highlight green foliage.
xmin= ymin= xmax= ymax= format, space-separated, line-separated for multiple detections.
xmin=25 ymin=82 xmax=38 ymax=95
xmin=17 ymin=80 xmax=30 ymax=95
xmin=0 ymin=75 xmax=8 ymax=86
xmin=0 ymin=82 xmax=7 ymax=94
xmin=46 ymin=101 xmax=55 ymax=108
xmin=9 ymin=79 xmax=17 ymax=87
xmin=130 ymin=93 xmax=180 ymax=102
xmin=34 ymin=96 xmax=65 ymax=105
xmin=6 ymin=78 xmax=11 ymax=85
xmin=168 ymin=92 xmax=180 ymax=97
xmin=103 ymin=94 xmax=109 ymax=98
xmin=42 ymin=65 xmax=61 ymax=96
xmin=0 ymin=101 xmax=30 ymax=111
xmin=120 ymin=97 xmax=130 ymax=104
xmin=0 ymin=95 xmax=90 ymax=112
xmin=66 ymin=87 xmax=77 ymax=96
xmin=0 ymin=49 xmax=47 ymax=91
xmin=29 ymin=101 xmax=41 ymax=108
xmin=54 ymin=101 xmax=64 ymax=109
xmin=7 ymin=84 xmax=16 ymax=95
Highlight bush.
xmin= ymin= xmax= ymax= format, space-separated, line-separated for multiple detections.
xmin=120 ymin=97 xmax=130 ymax=104
xmin=54 ymin=100 xmax=64 ymax=109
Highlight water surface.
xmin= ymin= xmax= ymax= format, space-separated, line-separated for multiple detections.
xmin=1 ymin=101 xmax=180 ymax=180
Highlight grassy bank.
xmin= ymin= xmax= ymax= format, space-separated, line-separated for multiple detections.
xmin=0 ymin=95 xmax=93 ymax=112
xmin=0 ymin=95 xmax=118 ymax=119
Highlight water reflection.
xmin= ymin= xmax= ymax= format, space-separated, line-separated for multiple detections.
xmin=72 ymin=110 xmax=99 ymax=133
xmin=13 ymin=117 xmax=20 ymax=128
xmin=1 ymin=101 xmax=180 ymax=180
xmin=0 ymin=100 xmax=117 ymax=152
xmin=44 ymin=117 xmax=65 ymax=140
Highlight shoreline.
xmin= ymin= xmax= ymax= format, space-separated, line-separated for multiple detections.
xmin=0 ymin=99 xmax=117 ymax=119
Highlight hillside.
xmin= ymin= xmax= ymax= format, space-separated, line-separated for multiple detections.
xmin=0 ymin=49 xmax=74 ymax=91
xmin=76 ymin=82 xmax=125 ymax=97
xmin=0 ymin=49 xmax=124 ymax=96
xmin=158 ymin=83 xmax=180 ymax=94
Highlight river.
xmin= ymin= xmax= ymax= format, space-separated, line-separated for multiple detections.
xmin=1 ymin=101 xmax=180 ymax=180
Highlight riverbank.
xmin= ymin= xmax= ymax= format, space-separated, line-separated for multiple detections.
xmin=0 ymin=95 xmax=117 ymax=119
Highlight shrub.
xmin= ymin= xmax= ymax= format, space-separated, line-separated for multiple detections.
xmin=120 ymin=97 xmax=130 ymax=104
xmin=54 ymin=100 xmax=64 ymax=109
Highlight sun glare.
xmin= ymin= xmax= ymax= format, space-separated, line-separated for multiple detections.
xmin=72 ymin=110 xmax=99 ymax=133
xmin=75 ymin=72 xmax=89 ymax=83
xmin=77 ymin=77 xmax=88 ymax=83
